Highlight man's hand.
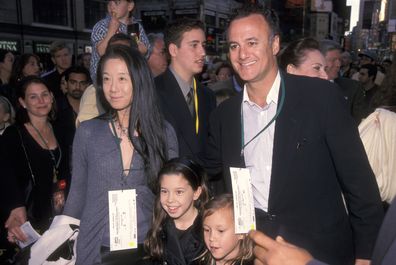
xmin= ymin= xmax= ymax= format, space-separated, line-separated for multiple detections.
xmin=355 ymin=259 xmax=370 ymax=265
xmin=5 ymin=207 xmax=28 ymax=243
xmin=249 ymin=230 xmax=314 ymax=265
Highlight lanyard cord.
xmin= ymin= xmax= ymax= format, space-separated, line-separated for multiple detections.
xmin=193 ymin=78 xmax=199 ymax=134
xmin=110 ymin=119 xmax=131 ymax=187
xmin=29 ymin=122 xmax=62 ymax=174
xmin=240 ymin=77 xmax=286 ymax=157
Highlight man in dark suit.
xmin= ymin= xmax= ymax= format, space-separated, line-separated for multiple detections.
xmin=41 ymin=41 xmax=73 ymax=99
xmin=319 ymin=40 xmax=365 ymax=124
xmin=155 ymin=18 xmax=216 ymax=162
xmin=204 ymin=5 xmax=383 ymax=265
xmin=249 ymin=199 xmax=396 ymax=265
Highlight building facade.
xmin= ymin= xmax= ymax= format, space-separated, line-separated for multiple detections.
xmin=0 ymin=0 xmax=243 ymax=70
xmin=353 ymin=0 xmax=393 ymax=57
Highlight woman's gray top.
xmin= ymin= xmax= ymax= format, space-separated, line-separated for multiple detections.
xmin=63 ymin=118 xmax=178 ymax=264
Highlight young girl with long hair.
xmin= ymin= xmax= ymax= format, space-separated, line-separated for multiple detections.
xmin=199 ymin=194 xmax=254 ymax=265
xmin=144 ymin=157 xmax=209 ymax=265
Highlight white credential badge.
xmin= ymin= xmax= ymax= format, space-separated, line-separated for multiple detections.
xmin=230 ymin=167 xmax=256 ymax=233
xmin=108 ymin=189 xmax=138 ymax=251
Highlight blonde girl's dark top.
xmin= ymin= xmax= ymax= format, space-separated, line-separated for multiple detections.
xmin=1 ymin=124 xmax=60 ymax=231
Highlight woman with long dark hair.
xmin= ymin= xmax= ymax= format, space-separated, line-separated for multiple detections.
xmin=62 ymin=45 xmax=178 ymax=264
xmin=1 ymin=53 xmax=41 ymax=108
xmin=1 ymin=76 xmax=62 ymax=242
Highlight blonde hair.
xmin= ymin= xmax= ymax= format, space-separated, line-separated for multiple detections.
xmin=198 ymin=194 xmax=253 ymax=265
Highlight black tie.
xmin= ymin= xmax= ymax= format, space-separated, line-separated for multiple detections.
xmin=186 ymin=87 xmax=194 ymax=116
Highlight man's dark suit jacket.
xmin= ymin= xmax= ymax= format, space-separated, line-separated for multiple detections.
xmin=204 ymin=73 xmax=384 ymax=265
xmin=371 ymin=199 xmax=396 ymax=265
xmin=334 ymin=77 xmax=365 ymax=124
xmin=155 ymin=68 xmax=216 ymax=160
xmin=310 ymin=199 xmax=396 ymax=265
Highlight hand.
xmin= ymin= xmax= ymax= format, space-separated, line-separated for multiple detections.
xmin=355 ymin=259 xmax=370 ymax=265
xmin=137 ymin=41 xmax=148 ymax=56
xmin=108 ymin=12 xmax=120 ymax=35
xmin=249 ymin=230 xmax=313 ymax=265
xmin=5 ymin=206 xmax=28 ymax=243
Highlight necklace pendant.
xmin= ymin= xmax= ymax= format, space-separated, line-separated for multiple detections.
xmin=52 ymin=168 xmax=58 ymax=183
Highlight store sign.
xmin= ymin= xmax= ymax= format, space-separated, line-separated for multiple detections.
xmin=34 ymin=42 xmax=51 ymax=53
xmin=0 ymin=40 xmax=19 ymax=51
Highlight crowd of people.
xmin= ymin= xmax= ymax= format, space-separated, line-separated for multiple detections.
xmin=0 ymin=1 xmax=395 ymax=265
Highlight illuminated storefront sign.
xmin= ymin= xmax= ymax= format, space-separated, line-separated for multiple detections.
xmin=0 ymin=40 xmax=20 ymax=51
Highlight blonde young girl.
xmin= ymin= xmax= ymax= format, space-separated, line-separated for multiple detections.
xmin=200 ymin=194 xmax=253 ymax=265
xmin=144 ymin=157 xmax=209 ymax=265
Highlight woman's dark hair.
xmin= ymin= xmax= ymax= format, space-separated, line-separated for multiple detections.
xmin=198 ymin=194 xmax=254 ymax=265
xmin=15 ymin=76 xmax=55 ymax=124
xmin=0 ymin=49 xmax=12 ymax=63
xmin=9 ymin=53 xmax=40 ymax=86
xmin=107 ymin=33 xmax=138 ymax=50
xmin=96 ymin=45 xmax=168 ymax=190
xmin=144 ymin=157 xmax=209 ymax=261
xmin=215 ymin=62 xmax=233 ymax=76
xmin=278 ymin=37 xmax=320 ymax=71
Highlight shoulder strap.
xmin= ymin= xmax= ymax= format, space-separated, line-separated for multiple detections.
xmin=16 ymin=126 xmax=36 ymax=186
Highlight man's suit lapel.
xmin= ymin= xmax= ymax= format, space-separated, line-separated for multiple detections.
xmin=269 ymin=74 xmax=304 ymax=212
xmin=221 ymin=94 xmax=245 ymax=192
xmin=228 ymin=94 xmax=245 ymax=168
xmin=161 ymin=69 xmax=199 ymax=153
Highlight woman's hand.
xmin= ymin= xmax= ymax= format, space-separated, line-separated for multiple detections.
xmin=5 ymin=206 xmax=28 ymax=243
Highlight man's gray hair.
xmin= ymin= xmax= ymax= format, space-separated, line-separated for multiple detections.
xmin=147 ymin=33 xmax=164 ymax=58
xmin=319 ymin=39 xmax=341 ymax=56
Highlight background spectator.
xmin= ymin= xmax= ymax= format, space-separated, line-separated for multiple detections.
xmin=2 ymin=76 xmax=65 ymax=245
xmin=278 ymin=37 xmax=328 ymax=80
xmin=0 ymin=96 xmax=15 ymax=135
xmin=0 ymin=49 xmax=14 ymax=85
xmin=89 ymin=0 xmax=149 ymax=83
xmin=319 ymin=39 xmax=366 ymax=123
xmin=147 ymin=33 xmax=167 ymax=77
xmin=41 ymin=41 xmax=73 ymax=98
